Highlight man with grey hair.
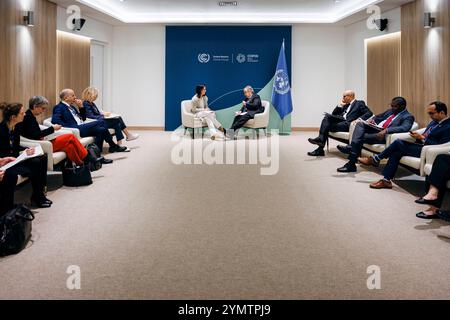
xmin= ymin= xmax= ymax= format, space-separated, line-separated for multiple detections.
xmin=52 ymin=89 xmax=128 ymax=157
xmin=227 ymin=85 xmax=264 ymax=139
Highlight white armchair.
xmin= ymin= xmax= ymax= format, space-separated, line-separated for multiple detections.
xmin=19 ymin=125 xmax=73 ymax=171
xmin=44 ymin=118 xmax=95 ymax=146
xmin=181 ymin=100 xmax=207 ymax=138
xmin=243 ymin=100 xmax=270 ymax=136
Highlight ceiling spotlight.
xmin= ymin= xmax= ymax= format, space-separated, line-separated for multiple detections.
xmin=23 ymin=11 xmax=34 ymax=26
xmin=424 ymin=12 xmax=436 ymax=28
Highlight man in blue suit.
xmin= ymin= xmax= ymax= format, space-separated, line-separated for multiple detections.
xmin=359 ymin=101 xmax=450 ymax=189
xmin=337 ymin=96 xmax=415 ymax=173
xmin=52 ymin=89 xmax=128 ymax=158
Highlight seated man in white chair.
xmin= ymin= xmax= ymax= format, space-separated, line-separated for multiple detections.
xmin=227 ymin=86 xmax=264 ymax=140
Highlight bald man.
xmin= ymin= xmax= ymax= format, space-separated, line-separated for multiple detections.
xmin=307 ymin=91 xmax=373 ymax=156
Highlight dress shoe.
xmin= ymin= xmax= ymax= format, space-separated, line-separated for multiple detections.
xmin=101 ymin=158 xmax=113 ymax=164
xmin=109 ymin=145 xmax=130 ymax=153
xmin=370 ymin=179 xmax=393 ymax=189
xmin=337 ymin=145 xmax=351 ymax=155
xmin=415 ymin=197 xmax=441 ymax=207
xmin=30 ymin=196 xmax=51 ymax=208
xmin=308 ymin=137 xmax=325 ymax=148
xmin=358 ymin=156 xmax=379 ymax=167
xmin=307 ymin=148 xmax=325 ymax=157
xmin=416 ymin=212 xmax=440 ymax=219
xmin=337 ymin=162 xmax=357 ymax=173
xmin=437 ymin=210 xmax=450 ymax=222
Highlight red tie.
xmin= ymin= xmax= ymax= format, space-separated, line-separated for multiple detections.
xmin=382 ymin=114 xmax=396 ymax=129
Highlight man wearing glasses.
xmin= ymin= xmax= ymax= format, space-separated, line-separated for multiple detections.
xmin=307 ymin=90 xmax=372 ymax=157
xmin=336 ymin=96 xmax=414 ymax=173
xmin=358 ymin=101 xmax=450 ymax=189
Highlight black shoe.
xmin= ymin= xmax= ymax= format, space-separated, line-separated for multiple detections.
xmin=307 ymin=148 xmax=325 ymax=157
xmin=308 ymin=137 xmax=325 ymax=148
xmin=30 ymin=196 xmax=51 ymax=208
xmin=416 ymin=212 xmax=440 ymax=219
xmin=337 ymin=162 xmax=357 ymax=173
xmin=101 ymin=158 xmax=113 ymax=164
xmin=337 ymin=145 xmax=351 ymax=155
xmin=109 ymin=145 xmax=129 ymax=153
xmin=415 ymin=198 xmax=441 ymax=207
xmin=437 ymin=210 xmax=450 ymax=222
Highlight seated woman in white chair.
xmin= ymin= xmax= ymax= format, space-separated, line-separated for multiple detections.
xmin=191 ymin=85 xmax=225 ymax=140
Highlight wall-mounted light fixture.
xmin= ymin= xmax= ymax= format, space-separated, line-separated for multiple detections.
xmin=424 ymin=12 xmax=436 ymax=28
xmin=23 ymin=11 xmax=34 ymax=26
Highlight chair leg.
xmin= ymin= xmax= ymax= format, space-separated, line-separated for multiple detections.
xmin=263 ymin=128 xmax=267 ymax=136
xmin=184 ymin=127 xmax=187 ymax=136
xmin=191 ymin=128 xmax=195 ymax=139
xmin=327 ymin=137 xmax=330 ymax=152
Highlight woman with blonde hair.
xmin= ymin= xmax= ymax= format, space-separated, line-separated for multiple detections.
xmin=82 ymin=87 xmax=139 ymax=145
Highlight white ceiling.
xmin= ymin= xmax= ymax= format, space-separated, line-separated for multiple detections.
xmin=50 ymin=0 xmax=413 ymax=25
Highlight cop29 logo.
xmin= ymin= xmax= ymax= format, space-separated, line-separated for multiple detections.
xmin=198 ymin=53 xmax=211 ymax=63
xmin=274 ymin=70 xmax=290 ymax=94
xmin=236 ymin=54 xmax=246 ymax=63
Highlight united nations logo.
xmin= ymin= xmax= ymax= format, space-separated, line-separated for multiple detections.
xmin=198 ymin=53 xmax=210 ymax=63
xmin=236 ymin=53 xmax=246 ymax=63
xmin=274 ymin=70 xmax=290 ymax=94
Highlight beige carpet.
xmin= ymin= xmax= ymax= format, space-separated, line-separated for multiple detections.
xmin=1 ymin=131 xmax=450 ymax=300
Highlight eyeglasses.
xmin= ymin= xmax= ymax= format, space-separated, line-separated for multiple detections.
xmin=428 ymin=112 xmax=437 ymax=115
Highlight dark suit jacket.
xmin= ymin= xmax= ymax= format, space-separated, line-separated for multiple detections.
xmin=424 ymin=118 xmax=450 ymax=146
xmin=373 ymin=109 xmax=415 ymax=134
xmin=331 ymin=100 xmax=373 ymax=123
xmin=0 ymin=122 xmax=25 ymax=158
xmin=52 ymin=102 xmax=87 ymax=128
xmin=17 ymin=109 xmax=55 ymax=141
xmin=240 ymin=94 xmax=264 ymax=117
xmin=83 ymin=101 xmax=104 ymax=120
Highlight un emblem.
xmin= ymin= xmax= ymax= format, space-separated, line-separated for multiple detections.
xmin=236 ymin=53 xmax=246 ymax=63
xmin=274 ymin=70 xmax=290 ymax=94
xmin=198 ymin=53 xmax=210 ymax=63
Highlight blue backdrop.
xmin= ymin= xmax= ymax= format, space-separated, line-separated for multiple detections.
xmin=165 ymin=26 xmax=292 ymax=131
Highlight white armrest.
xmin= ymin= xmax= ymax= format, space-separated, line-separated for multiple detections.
xmin=425 ymin=144 xmax=450 ymax=168
xmin=20 ymin=137 xmax=54 ymax=171
xmin=419 ymin=142 xmax=450 ymax=176
xmin=61 ymin=127 xmax=81 ymax=139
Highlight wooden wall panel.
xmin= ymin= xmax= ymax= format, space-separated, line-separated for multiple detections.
xmin=56 ymin=31 xmax=91 ymax=102
xmin=366 ymin=33 xmax=402 ymax=116
xmin=0 ymin=0 xmax=56 ymax=119
xmin=401 ymin=0 xmax=450 ymax=127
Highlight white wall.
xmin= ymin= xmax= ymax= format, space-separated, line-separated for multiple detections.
xmin=344 ymin=7 xmax=401 ymax=102
xmin=56 ymin=6 xmax=114 ymax=111
xmin=111 ymin=26 xmax=165 ymax=126
xmin=291 ymin=25 xmax=346 ymax=127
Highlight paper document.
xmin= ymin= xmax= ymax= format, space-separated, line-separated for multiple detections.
xmin=361 ymin=120 xmax=383 ymax=131
xmin=104 ymin=113 xmax=120 ymax=119
xmin=0 ymin=145 xmax=44 ymax=171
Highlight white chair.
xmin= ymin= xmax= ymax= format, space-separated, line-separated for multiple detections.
xmin=19 ymin=126 xmax=73 ymax=171
xmin=181 ymin=100 xmax=207 ymax=138
xmin=424 ymin=149 xmax=450 ymax=188
xmin=44 ymin=118 xmax=95 ymax=146
xmin=243 ymin=100 xmax=270 ymax=137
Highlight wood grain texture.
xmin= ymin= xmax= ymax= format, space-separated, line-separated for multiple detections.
xmin=401 ymin=0 xmax=450 ymax=127
xmin=56 ymin=31 xmax=91 ymax=103
xmin=0 ymin=0 xmax=56 ymax=119
xmin=366 ymin=32 xmax=402 ymax=116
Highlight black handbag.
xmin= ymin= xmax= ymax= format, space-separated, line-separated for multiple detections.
xmin=62 ymin=163 xmax=93 ymax=187
xmin=86 ymin=144 xmax=102 ymax=171
xmin=0 ymin=205 xmax=35 ymax=256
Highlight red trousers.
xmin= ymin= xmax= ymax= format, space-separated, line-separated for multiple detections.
xmin=51 ymin=134 xmax=88 ymax=165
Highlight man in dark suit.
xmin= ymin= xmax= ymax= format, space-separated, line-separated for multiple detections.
xmin=227 ymin=86 xmax=264 ymax=139
xmin=52 ymin=89 xmax=128 ymax=157
xmin=337 ymin=96 xmax=415 ymax=173
xmin=308 ymin=90 xmax=373 ymax=156
xmin=359 ymin=101 xmax=450 ymax=190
